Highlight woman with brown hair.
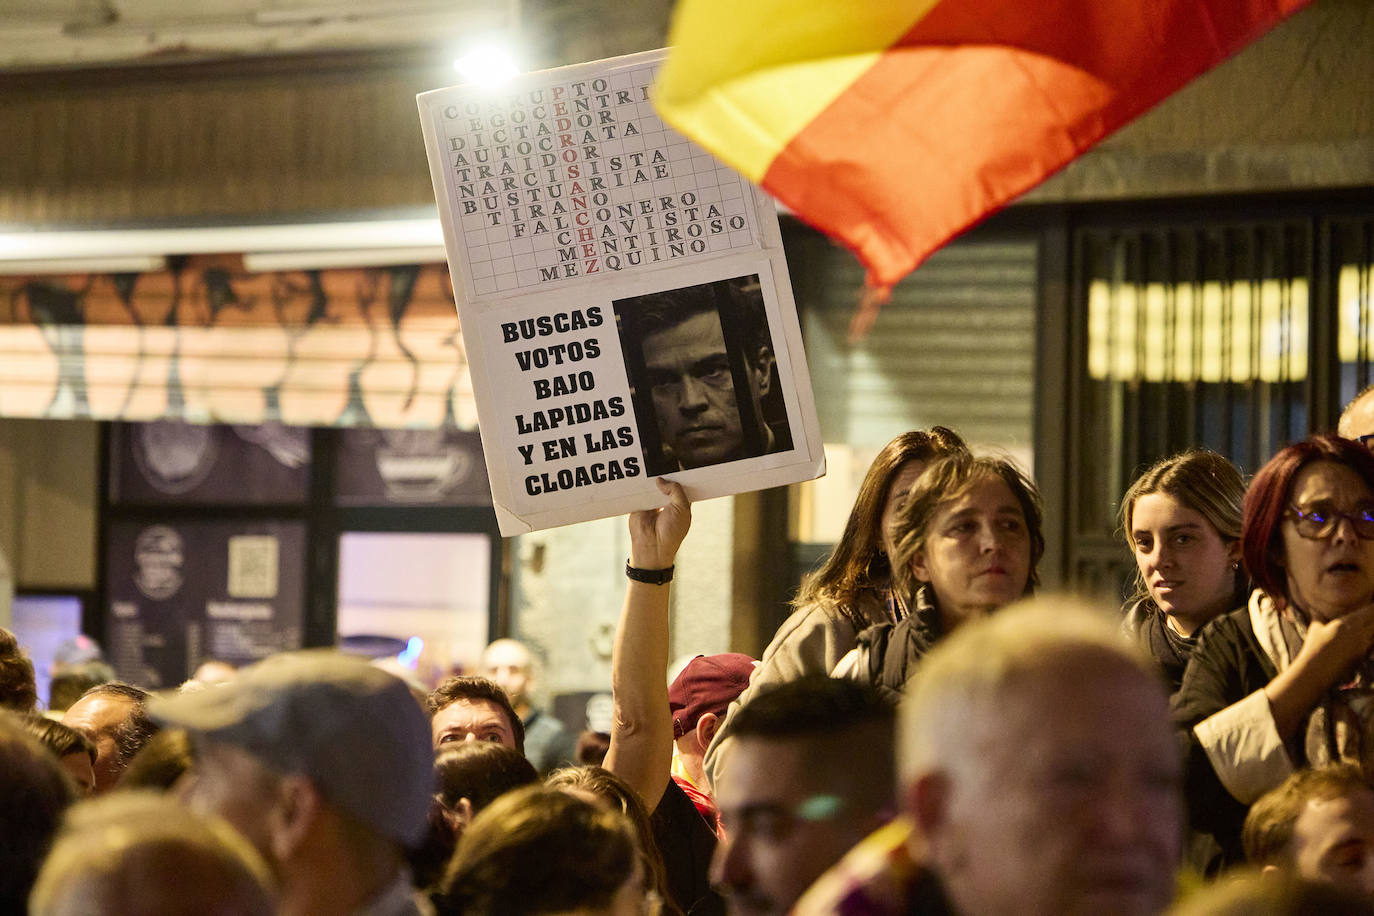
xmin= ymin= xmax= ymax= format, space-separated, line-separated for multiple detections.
xmin=1119 ymin=449 xmax=1249 ymax=692
xmin=702 ymin=427 xmax=968 ymax=786
xmin=434 ymin=785 xmax=650 ymax=916
xmin=792 ymin=427 xmax=973 ymax=638
xmin=838 ymin=452 xmax=1044 ymax=698
xmin=546 ymin=765 xmax=677 ymax=916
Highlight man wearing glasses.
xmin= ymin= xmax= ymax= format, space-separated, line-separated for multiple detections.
xmin=793 ymin=601 xmax=1182 ymax=916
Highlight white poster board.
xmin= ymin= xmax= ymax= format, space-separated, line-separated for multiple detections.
xmin=418 ymin=49 xmax=824 ymax=534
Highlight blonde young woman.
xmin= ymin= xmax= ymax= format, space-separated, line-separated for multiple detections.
xmin=1119 ymin=450 xmax=1249 ymax=692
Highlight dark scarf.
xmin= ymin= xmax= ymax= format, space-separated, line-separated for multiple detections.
xmin=857 ymin=587 xmax=946 ymax=703
xmin=1121 ymin=598 xmax=1196 ymax=694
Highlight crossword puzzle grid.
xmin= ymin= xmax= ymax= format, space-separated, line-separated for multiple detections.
xmin=444 ymin=64 xmax=762 ymax=300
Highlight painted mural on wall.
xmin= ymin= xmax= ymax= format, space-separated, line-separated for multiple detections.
xmin=0 ymin=260 xmax=478 ymax=429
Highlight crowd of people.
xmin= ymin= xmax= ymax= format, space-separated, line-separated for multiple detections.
xmin=9 ymin=389 xmax=1374 ymax=914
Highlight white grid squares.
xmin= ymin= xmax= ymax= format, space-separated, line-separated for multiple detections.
xmin=440 ymin=63 xmax=764 ymax=298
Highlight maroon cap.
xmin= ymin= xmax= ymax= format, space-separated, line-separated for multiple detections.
xmin=669 ymin=653 xmax=756 ymax=739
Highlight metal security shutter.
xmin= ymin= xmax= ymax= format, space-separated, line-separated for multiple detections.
xmin=1063 ymin=218 xmax=1314 ymax=599
xmin=787 ymin=226 xmax=1038 ymax=459
xmin=1332 ymin=215 xmax=1374 ymax=406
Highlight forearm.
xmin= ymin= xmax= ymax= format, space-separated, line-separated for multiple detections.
xmin=1263 ymin=603 xmax=1374 ymax=739
xmin=1263 ymin=656 xmax=1339 ymax=740
xmin=604 ymin=578 xmax=674 ymax=810
xmin=603 ymin=485 xmax=687 ymax=810
xmin=610 ymin=579 xmax=673 ymax=743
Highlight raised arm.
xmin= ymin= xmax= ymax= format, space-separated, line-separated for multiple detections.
xmin=603 ymin=479 xmax=691 ymax=811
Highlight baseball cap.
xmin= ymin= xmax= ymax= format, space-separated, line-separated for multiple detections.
xmin=668 ymin=653 xmax=756 ymax=739
xmin=149 ymin=650 xmax=432 ymax=846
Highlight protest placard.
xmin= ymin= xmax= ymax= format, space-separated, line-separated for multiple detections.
xmin=418 ymin=49 xmax=823 ymax=534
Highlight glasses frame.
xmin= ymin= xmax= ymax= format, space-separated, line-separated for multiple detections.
xmin=1285 ymin=503 xmax=1374 ymax=541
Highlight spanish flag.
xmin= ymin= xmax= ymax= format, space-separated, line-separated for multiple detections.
xmin=654 ymin=0 xmax=1311 ymax=316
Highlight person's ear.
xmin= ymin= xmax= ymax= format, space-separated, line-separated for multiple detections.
xmin=911 ymin=547 xmax=931 ymax=584
xmin=751 ymin=347 xmax=775 ymax=399
xmin=268 ymin=773 xmax=322 ymax=863
xmin=444 ymin=797 xmax=475 ymax=832
xmin=1226 ymin=540 xmax=1242 ymax=568
xmin=907 ymin=771 xmax=950 ymax=839
xmin=695 ymin=712 xmax=721 ymax=751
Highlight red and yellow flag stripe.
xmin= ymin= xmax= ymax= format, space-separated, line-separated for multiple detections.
xmin=655 ymin=0 xmax=1313 ymax=298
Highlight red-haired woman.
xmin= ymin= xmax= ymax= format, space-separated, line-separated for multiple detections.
xmin=1175 ymin=434 xmax=1374 ymax=869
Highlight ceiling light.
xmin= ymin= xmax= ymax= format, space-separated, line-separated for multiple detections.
xmin=452 ymin=43 xmax=521 ymax=89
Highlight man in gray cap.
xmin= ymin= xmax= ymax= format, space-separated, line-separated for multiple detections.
xmin=152 ymin=649 xmax=434 ymax=916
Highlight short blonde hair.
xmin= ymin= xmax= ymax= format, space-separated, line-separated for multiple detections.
xmin=30 ymin=791 xmax=274 ymax=916
xmin=897 ymin=595 xmax=1158 ymax=786
xmin=1242 ymin=764 xmax=1373 ymax=867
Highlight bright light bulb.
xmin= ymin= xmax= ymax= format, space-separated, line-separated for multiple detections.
xmin=453 ymin=45 xmax=520 ymax=89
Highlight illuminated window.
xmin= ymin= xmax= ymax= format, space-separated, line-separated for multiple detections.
xmin=1339 ymin=263 xmax=1374 ymax=364
xmin=1087 ymin=276 xmax=1309 ymax=383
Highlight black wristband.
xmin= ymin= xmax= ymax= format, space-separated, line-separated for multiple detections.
xmin=625 ymin=560 xmax=674 ymax=585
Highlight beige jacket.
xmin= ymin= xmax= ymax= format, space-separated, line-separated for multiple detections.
xmin=702 ymin=590 xmax=892 ymax=791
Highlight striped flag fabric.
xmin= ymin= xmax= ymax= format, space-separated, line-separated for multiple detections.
xmin=653 ymin=0 xmax=1312 ymax=328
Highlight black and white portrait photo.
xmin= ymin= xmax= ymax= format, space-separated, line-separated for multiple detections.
xmin=614 ymin=274 xmax=793 ymax=476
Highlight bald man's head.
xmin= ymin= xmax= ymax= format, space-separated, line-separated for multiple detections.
xmin=480 ymin=639 xmax=535 ymax=710
xmin=1339 ymin=386 xmax=1374 ymax=442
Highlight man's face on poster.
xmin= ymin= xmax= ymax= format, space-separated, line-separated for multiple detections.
xmin=643 ymin=309 xmax=773 ymax=469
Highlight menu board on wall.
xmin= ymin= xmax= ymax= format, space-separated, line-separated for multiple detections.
xmin=104 ymin=519 xmax=306 ymax=688
xmin=110 ymin=421 xmax=311 ymax=505
xmin=418 ymin=48 xmax=825 ymax=535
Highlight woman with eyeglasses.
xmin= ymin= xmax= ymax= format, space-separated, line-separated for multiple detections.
xmin=1175 ymin=434 xmax=1374 ymax=871
xmin=1119 ymin=450 xmax=1250 ymax=693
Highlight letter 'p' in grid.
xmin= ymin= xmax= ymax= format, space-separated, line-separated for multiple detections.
xmin=441 ymin=65 xmax=762 ymax=299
